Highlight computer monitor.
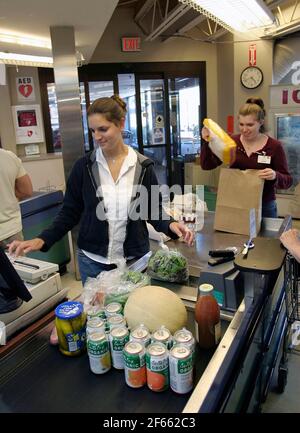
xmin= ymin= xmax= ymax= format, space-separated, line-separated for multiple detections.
xmin=0 ymin=246 xmax=32 ymax=313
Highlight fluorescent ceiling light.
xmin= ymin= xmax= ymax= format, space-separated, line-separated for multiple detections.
xmin=0 ymin=52 xmax=53 ymax=67
xmin=178 ymin=0 xmax=275 ymax=33
xmin=0 ymin=32 xmax=51 ymax=49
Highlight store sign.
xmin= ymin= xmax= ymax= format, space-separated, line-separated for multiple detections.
xmin=121 ymin=37 xmax=141 ymax=52
xmin=291 ymin=61 xmax=300 ymax=85
xmin=16 ymin=77 xmax=35 ymax=101
xmin=270 ymin=84 xmax=300 ymax=107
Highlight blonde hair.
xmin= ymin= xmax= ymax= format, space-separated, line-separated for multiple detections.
xmin=87 ymin=94 xmax=127 ymax=125
xmin=239 ymin=97 xmax=266 ymax=133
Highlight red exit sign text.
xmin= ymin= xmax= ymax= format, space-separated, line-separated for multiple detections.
xmin=121 ymin=37 xmax=141 ymax=52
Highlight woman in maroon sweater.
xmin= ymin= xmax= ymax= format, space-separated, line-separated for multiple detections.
xmin=200 ymin=98 xmax=292 ymax=218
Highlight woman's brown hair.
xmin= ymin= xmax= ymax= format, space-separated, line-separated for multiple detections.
xmin=87 ymin=94 xmax=127 ymax=126
xmin=239 ymin=97 xmax=266 ymax=133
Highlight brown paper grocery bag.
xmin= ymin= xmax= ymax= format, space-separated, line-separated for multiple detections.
xmin=214 ymin=168 xmax=264 ymax=236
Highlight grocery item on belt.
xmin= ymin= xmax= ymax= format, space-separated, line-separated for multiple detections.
xmin=124 ymin=285 xmax=187 ymax=334
xmin=82 ymin=266 xmax=150 ymax=310
xmin=147 ymin=249 xmax=189 ymax=283
xmin=55 ymin=301 xmax=86 ymax=356
xmin=146 ymin=342 xmax=169 ymax=392
xmin=203 ymin=118 xmax=236 ymax=165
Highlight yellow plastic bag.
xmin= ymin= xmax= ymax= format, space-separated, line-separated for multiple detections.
xmin=203 ymin=118 xmax=236 ymax=165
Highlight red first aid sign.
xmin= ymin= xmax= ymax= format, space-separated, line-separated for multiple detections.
xmin=249 ymin=44 xmax=256 ymax=66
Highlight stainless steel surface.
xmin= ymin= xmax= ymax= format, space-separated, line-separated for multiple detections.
xmin=151 ymin=212 xmax=249 ymax=277
xmin=260 ymin=217 xmax=285 ymax=236
xmin=277 ymin=215 xmax=292 ymax=238
xmin=50 ymin=26 xmax=86 ymax=280
xmin=50 ymin=26 xmax=85 ymax=179
xmin=150 ymin=212 xmax=289 ymax=278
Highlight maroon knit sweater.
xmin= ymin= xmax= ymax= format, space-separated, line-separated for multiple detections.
xmin=200 ymin=134 xmax=293 ymax=203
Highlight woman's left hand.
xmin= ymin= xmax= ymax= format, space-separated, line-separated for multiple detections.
xmin=169 ymin=222 xmax=194 ymax=246
xmin=258 ymin=168 xmax=276 ymax=181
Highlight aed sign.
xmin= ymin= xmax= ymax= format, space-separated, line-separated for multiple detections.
xmin=16 ymin=77 xmax=35 ymax=101
xmin=121 ymin=37 xmax=141 ymax=52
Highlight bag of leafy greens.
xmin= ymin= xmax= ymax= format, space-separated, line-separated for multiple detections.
xmin=82 ymin=259 xmax=150 ymax=309
xmin=147 ymin=249 xmax=189 ymax=283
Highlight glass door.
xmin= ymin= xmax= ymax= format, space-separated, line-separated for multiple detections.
xmin=118 ymin=73 xmax=138 ymax=150
xmin=168 ymin=77 xmax=201 ymax=156
xmin=136 ymin=77 xmax=170 ymax=187
xmin=168 ymin=77 xmax=201 ymax=189
xmin=88 ymin=80 xmax=114 ymax=103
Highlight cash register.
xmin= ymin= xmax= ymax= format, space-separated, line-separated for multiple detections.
xmin=0 ymin=246 xmax=67 ymax=339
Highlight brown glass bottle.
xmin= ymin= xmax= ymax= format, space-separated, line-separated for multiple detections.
xmin=194 ymin=283 xmax=221 ymax=349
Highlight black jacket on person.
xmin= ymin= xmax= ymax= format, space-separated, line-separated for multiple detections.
xmin=39 ymin=149 xmax=177 ymax=259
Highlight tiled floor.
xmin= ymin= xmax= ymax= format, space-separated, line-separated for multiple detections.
xmin=61 ymin=270 xmax=83 ymax=301
xmin=262 ymin=350 xmax=300 ymax=413
xmin=60 ymin=268 xmax=300 ymax=413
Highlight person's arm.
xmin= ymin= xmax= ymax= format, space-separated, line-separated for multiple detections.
xmin=268 ymin=141 xmax=292 ymax=189
xmin=15 ymin=174 xmax=33 ymax=200
xmin=200 ymin=127 xmax=223 ymax=170
xmin=280 ymin=229 xmax=300 ymax=262
xmin=274 ymin=143 xmax=293 ymax=189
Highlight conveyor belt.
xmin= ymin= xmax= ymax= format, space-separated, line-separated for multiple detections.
xmin=0 ymin=321 xmax=229 ymax=413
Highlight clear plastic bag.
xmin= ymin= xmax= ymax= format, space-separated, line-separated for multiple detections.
xmin=104 ymin=270 xmax=150 ymax=306
xmin=147 ymin=248 xmax=189 ymax=283
xmin=82 ymin=259 xmax=150 ymax=310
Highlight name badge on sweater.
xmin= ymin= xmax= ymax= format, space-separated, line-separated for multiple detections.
xmin=257 ymin=154 xmax=271 ymax=164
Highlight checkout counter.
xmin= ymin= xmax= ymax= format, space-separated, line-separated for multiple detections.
xmin=0 ymin=254 xmax=67 ymax=340
xmin=0 ymin=212 xmax=289 ymax=413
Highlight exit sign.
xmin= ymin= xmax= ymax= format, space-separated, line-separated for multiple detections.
xmin=121 ymin=37 xmax=141 ymax=52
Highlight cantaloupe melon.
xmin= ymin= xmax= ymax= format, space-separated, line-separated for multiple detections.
xmin=124 ymin=285 xmax=187 ymax=334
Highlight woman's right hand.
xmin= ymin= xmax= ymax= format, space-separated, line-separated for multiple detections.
xmin=201 ymin=126 xmax=210 ymax=141
xmin=8 ymin=238 xmax=45 ymax=257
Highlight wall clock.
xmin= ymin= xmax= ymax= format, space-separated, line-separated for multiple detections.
xmin=240 ymin=66 xmax=263 ymax=89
